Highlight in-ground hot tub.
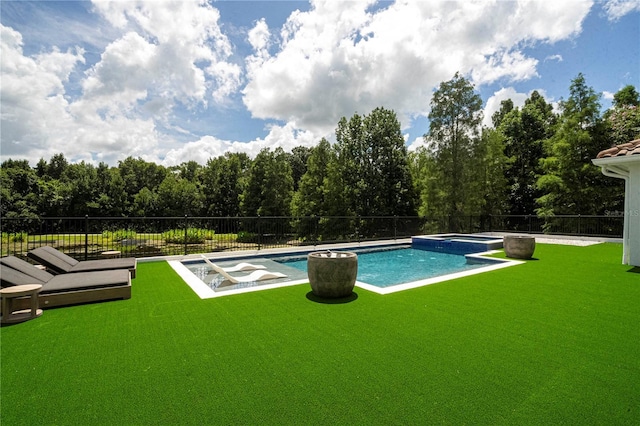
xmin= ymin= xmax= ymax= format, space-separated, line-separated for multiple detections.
xmin=412 ymin=234 xmax=503 ymax=255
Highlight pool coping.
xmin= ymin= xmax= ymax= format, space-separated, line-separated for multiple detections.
xmin=168 ymin=240 xmax=524 ymax=298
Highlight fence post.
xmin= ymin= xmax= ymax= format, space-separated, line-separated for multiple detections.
xmin=394 ymin=215 xmax=397 ymax=240
xmin=312 ymin=215 xmax=318 ymax=245
xmin=257 ymin=215 xmax=261 ymax=251
xmin=184 ymin=215 xmax=188 ymax=256
xmin=578 ymin=214 xmax=581 ymax=235
xmin=84 ymin=215 xmax=89 ymax=260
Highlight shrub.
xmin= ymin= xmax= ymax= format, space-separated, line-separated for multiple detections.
xmin=236 ymin=231 xmax=257 ymax=243
xmin=3 ymin=232 xmax=27 ymax=243
xmin=162 ymin=228 xmax=215 ymax=244
xmin=103 ymin=229 xmax=137 ymax=241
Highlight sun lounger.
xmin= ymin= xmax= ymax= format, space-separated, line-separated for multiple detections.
xmin=200 ymin=256 xmax=286 ymax=287
xmin=206 ymin=262 xmax=266 ymax=274
xmin=28 ymin=246 xmax=136 ymax=278
xmin=1 ymin=256 xmax=131 ymax=309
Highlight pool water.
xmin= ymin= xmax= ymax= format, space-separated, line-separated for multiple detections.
xmin=277 ymin=247 xmax=488 ymax=288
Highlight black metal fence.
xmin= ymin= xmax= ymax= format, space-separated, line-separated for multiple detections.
xmin=0 ymin=215 xmax=623 ymax=260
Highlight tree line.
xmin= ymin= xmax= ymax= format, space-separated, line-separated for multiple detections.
xmin=2 ymin=74 xmax=638 ymax=230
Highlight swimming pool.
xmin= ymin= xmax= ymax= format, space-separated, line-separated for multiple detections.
xmin=170 ymin=240 xmax=522 ymax=298
xmin=276 ymin=247 xmax=492 ymax=288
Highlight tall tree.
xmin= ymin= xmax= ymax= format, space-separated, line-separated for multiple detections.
xmin=157 ymin=173 xmax=203 ymax=216
xmin=426 ymin=72 xmax=483 ymax=229
xmin=536 ymin=73 xmax=621 ymax=217
xmin=241 ymin=148 xmax=293 ymax=217
xmin=291 ymin=139 xmax=334 ymax=217
xmin=409 ymin=147 xmax=443 ymax=218
xmin=290 ymin=139 xmax=336 ymax=239
xmin=287 ymin=146 xmax=313 ymax=191
xmin=328 ymin=107 xmax=415 ymax=218
xmin=117 ymin=157 xmax=167 ymax=214
xmin=47 ymin=153 xmax=68 ymax=180
xmin=491 ymin=98 xmax=514 ymax=128
xmin=605 ymin=85 xmax=640 ymax=146
xmin=93 ymin=165 xmax=128 ymax=216
xmin=474 ymin=127 xmax=509 ymax=217
xmin=59 ymin=161 xmax=98 ymax=216
xmin=499 ymin=90 xmax=555 ymax=214
xmin=612 ymin=85 xmax=639 ymax=108
xmin=201 ymin=152 xmax=249 ymax=217
xmin=0 ymin=159 xmax=39 ymax=218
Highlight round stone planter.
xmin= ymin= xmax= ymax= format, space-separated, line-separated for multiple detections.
xmin=308 ymin=251 xmax=358 ymax=298
xmin=503 ymin=235 xmax=536 ymax=259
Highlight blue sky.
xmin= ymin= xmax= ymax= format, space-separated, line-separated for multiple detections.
xmin=1 ymin=0 xmax=639 ymax=166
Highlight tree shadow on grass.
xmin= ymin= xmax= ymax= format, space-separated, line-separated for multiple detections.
xmin=306 ymin=291 xmax=359 ymax=304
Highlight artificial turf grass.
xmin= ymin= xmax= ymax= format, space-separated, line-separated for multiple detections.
xmin=1 ymin=243 xmax=638 ymax=425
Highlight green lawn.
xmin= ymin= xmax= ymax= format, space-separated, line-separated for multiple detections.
xmin=2 ymin=243 xmax=638 ymax=424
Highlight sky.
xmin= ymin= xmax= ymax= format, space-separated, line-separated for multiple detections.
xmin=1 ymin=0 xmax=639 ymax=167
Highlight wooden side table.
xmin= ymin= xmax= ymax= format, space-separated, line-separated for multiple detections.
xmin=1 ymin=284 xmax=43 ymax=324
xmin=101 ymin=250 xmax=121 ymax=259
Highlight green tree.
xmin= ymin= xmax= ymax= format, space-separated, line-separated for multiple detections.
xmin=201 ymin=152 xmax=249 ymax=217
xmin=499 ymin=91 xmax=555 ymax=214
xmin=612 ymin=85 xmax=639 ymax=108
xmin=89 ymin=163 xmax=127 ymax=216
xmin=605 ymin=85 xmax=640 ymax=146
xmin=117 ymin=157 xmax=167 ymax=214
xmin=328 ymin=107 xmax=416 ymax=218
xmin=536 ymin=74 xmax=622 ymax=217
xmin=0 ymin=159 xmax=39 ymax=218
xmin=426 ymin=72 xmax=483 ymax=230
xmin=131 ymin=187 xmax=160 ymax=217
xmin=409 ymin=147 xmax=444 ymax=218
xmin=475 ymin=127 xmax=509 ymax=217
xmin=241 ymin=148 xmax=293 ymax=217
xmin=291 ymin=139 xmax=334 ymax=217
xmin=157 ymin=173 xmax=203 ymax=216
xmin=491 ymin=98 xmax=514 ymax=128
xmin=59 ymin=162 xmax=99 ymax=216
xmin=290 ymin=139 xmax=337 ymax=239
xmin=47 ymin=153 xmax=68 ymax=180
xmin=177 ymin=161 xmax=201 ymax=182
xmin=287 ymin=146 xmax=312 ymax=191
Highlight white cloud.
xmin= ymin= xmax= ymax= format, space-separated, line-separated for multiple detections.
xmin=471 ymin=50 xmax=539 ymax=85
xmin=0 ymin=24 xmax=85 ymax=162
xmin=407 ymin=136 xmax=428 ymax=153
xmin=544 ymin=54 xmax=564 ymax=62
xmin=603 ymin=0 xmax=640 ymax=21
xmin=1 ymin=1 xmax=243 ymax=166
xmin=1 ymin=0 xmax=602 ymax=167
xmin=482 ymin=87 xmax=531 ymax=128
xmin=161 ymin=122 xmax=320 ymax=166
xmin=248 ymin=18 xmax=270 ymax=52
xmin=88 ymin=0 xmax=241 ymax=105
xmin=603 ymin=90 xmax=616 ymax=100
xmin=243 ymin=0 xmax=592 ymax=136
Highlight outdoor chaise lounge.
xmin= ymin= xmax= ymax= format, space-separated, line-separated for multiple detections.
xmin=0 ymin=256 xmax=131 ymax=309
xmin=200 ymin=256 xmax=286 ymax=287
xmin=28 ymin=246 xmax=137 ymax=278
xmin=208 ymin=262 xmax=266 ymax=273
